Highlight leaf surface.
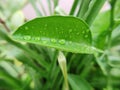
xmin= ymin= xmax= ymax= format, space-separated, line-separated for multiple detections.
xmin=13 ymin=16 xmax=100 ymax=54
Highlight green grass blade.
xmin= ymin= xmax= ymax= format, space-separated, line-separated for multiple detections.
xmin=69 ymin=0 xmax=80 ymax=15
xmin=68 ymin=74 xmax=93 ymax=90
xmin=38 ymin=0 xmax=47 ymax=15
xmin=0 ymin=67 xmax=21 ymax=89
xmin=47 ymin=0 xmax=52 ymax=15
xmin=53 ymin=0 xmax=59 ymax=8
xmin=29 ymin=0 xmax=43 ymax=16
xmin=77 ymin=0 xmax=91 ymax=18
xmin=0 ymin=30 xmax=49 ymax=70
xmin=85 ymin=0 xmax=106 ymax=26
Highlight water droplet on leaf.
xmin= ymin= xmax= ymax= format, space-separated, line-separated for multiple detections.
xmin=86 ymin=29 xmax=89 ymax=33
xmin=51 ymin=39 xmax=57 ymax=43
xmin=34 ymin=37 xmax=40 ymax=40
xmin=41 ymin=38 xmax=48 ymax=44
xmin=23 ymin=36 xmax=31 ymax=40
xmin=25 ymin=26 xmax=28 ymax=30
xmin=59 ymin=39 xmax=65 ymax=45
xmin=69 ymin=29 xmax=72 ymax=33
xmin=77 ymin=33 xmax=80 ymax=35
xmin=85 ymin=35 xmax=88 ymax=38
xmin=82 ymin=31 xmax=85 ymax=34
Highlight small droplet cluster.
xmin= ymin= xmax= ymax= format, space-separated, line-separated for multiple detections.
xmin=25 ymin=26 xmax=28 ymax=30
xmin=21 ymin=35 xmax=67 ymax=45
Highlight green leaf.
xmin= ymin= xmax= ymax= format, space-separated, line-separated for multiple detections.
xmin=68 ymin=74 xmax=93 ymax=90
xmin=13 ymin=16 xmax=101 ymax=54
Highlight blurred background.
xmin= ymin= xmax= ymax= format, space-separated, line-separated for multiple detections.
xmin=0 ymin=0 xmax=120 ymax=90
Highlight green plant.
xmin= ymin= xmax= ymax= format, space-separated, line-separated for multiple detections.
xmin=0 ymin=0 xmax=120 ymax=90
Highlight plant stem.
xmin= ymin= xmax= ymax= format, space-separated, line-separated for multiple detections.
xmin=107 ymin=0 xmax=117 ymax=49
xmin=0 ymin=18 xmax=10 ymax=32
xmin=94 ymin=53 xmax=108 ymax=75
xmin=106 ymin=0 xmax=117 ymax=89
xmin=58 ymin=51 xmax=69 ymax=90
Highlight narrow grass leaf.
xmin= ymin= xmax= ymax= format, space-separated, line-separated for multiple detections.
xmin=68 ymin=74 xmax=93 ymax=90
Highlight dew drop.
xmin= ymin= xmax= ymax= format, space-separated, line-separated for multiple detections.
xmin=86 ymin=29 xmax=89 ymax=33
xmin=81 ymin=27 xmax=85 ymax=30
xmin=41 ymin=38 xmax=48 ymax=44
xmin=77 ymin=32 xmax=80 ymax=35
xmin=34 ymin=37 xmax=40 ymax=40
xmin=82 ymin=31 xmax=85 ymax=34
xmin=56 ymin=27 xmax=58 ymax=30
xmin=51 ymin=39 xmax=57 ymax=43
xmin=31 ymin=37 xmax=35 ymax=40
xmin=69 ymin=29 xmax=72 ymax=33
xmin=59 ymin=39 xmax=65 ymax=45
xmin=85 ymin=35 xmax=88 ymax=38
xmin=45 ymin=24 xmax=47 ymax=27
xmin=25 ymin=26 xmax=28 ymax=30
xmin=43 ymin=40 xmax=48 ymax=44
xmin=23 ymin=35 xmax=31 ymax=40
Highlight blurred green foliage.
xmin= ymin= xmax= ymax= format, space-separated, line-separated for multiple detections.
xmin=0 ymin=0 xmax=120 ymax=90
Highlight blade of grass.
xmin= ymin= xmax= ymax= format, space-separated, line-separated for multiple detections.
xmin=76 ymin=55 xmax=92 ymax=73
xmin=15 ymin=52 xmax=46 ymax=74
xmin=0 ymin=67 xmax=22 ymax=89
xmin=69 ymin=0 xmax=80 ymax=15
xmin=0 ymin=30 xmax=49 ymax=71
xmin=38 ymin=0 xmax=47 ymax=15
xmin=29 ymin=0 xmax=43 ymax=16
xmin=47 ymin=0 xmax=52 ymax=15
xmin=80 ymin=56 xmax=94 ymax=78
xmin=85 ymin=0 xmax=106 ymax=26
xmin=53 ymin=0 xmax=59 ymax=8
xmin=45 ymin=50 xmax=58 ymax=89
xmin=94 ymin=53 xmax=108 ymax=75
xmin=77 ymin=0 xmax=91 ymax=18
xmin=107 ymin=0 xmax=117 ymax=49
xmin=27 ymin=67 xmax=43 ymax=90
